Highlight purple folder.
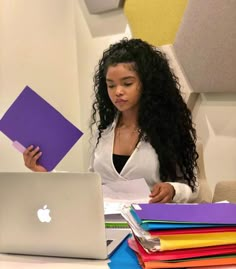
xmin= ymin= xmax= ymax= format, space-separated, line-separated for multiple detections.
xmin=132 ymin=203 xmax=236 ymax=224
xmin=0 ymin=86 xmax=83 ymax=171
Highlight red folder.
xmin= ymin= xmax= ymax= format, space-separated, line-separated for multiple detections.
xmin=129 ymin=238 xmax=236 ymax=261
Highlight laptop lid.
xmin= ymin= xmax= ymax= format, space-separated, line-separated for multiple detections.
xmin=0 ymin=172 xmax=129 ymax=259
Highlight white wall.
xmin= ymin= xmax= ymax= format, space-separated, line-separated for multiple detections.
xmin=193 ymin=93 xmax=236 ymax=191
xmin=0 ymin=0 xmax=82 ymax=171
xmin=0 ymin=0 xmax=130 ymax=172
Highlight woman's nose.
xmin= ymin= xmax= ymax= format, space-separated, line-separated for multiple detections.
xmin=115 ymin=86 xmax=124 ymax=96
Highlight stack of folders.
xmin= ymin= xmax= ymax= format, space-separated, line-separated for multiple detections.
xmin=122 ymin=203 xmax=236 ymax=268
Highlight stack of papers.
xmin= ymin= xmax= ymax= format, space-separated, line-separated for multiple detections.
xmin=122 ymin=203 xmax=236 ymax=268
xmin=102 ymin=178 xmax=150 ymax=228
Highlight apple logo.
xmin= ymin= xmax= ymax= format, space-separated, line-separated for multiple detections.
xmin=37 ymin=205 xmax=52 ymax=223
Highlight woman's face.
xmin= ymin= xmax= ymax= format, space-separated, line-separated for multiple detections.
xmin=106 ymin=63 xmax=142 ymax=113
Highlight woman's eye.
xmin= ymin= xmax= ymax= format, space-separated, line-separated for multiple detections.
xmin=124 ymin=83 xmax=132 ymax=87
xmin=107 ymin=85 xmax=115 ymax=89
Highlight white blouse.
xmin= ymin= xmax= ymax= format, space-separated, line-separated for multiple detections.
xmin=89 ymin=122 xmax=199 ymax=203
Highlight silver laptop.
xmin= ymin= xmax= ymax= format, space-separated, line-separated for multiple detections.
xmin=0 ymin=172 xmax=129 ymax=259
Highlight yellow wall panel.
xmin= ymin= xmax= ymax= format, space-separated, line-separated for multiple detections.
xmin=124 ymin=0 xmax=188 ymax=46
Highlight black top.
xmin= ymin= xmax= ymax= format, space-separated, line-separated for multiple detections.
xmin=113 ymin=154 xmax=130 ymax=173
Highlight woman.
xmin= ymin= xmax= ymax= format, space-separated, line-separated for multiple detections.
xmin=24 ymin=38 xmax=199 ymax=203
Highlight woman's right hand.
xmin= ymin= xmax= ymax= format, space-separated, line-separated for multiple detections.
xmin=23 ymin=145 xmax=47 ymax=172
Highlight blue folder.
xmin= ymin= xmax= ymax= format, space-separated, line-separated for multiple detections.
xmin=109 ymin=235 xmax=141 ymax=269
xmin=0 ymin=86 xmax=83 ymax=171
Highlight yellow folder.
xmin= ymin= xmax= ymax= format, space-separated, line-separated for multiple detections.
xmin=159 ymin=231 xmax=236 ymax=251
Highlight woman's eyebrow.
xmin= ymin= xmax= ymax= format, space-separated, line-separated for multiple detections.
xmin=106 ymin=78 xmax=114 ymax=82
xmin=121 ymin=76 xmax=135 ymax=81
xmin=106 ymin=76 xmax=135 ymax=82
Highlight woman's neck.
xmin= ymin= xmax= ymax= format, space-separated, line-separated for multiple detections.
xmin=118 ymin=112 xmax=138 ymax=129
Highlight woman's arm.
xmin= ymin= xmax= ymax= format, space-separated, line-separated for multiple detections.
xmin=168 ymin=180 xmax=199 ymax=203
xmin=149 ymin=179 xmax=199 ymax=203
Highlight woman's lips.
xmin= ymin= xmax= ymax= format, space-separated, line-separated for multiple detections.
xmin=115 ymin=99 xmax=127 ymax=104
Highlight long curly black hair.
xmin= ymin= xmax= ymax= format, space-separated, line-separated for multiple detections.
xmin=90 ymin=38 xmax=198 ymax=191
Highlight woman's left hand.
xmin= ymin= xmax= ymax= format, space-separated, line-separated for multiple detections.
xmin=149 ymin=183 xmax=175 ymax=203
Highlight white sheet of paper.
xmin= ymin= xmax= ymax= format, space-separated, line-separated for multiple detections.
xmin=103 ymin=178 xmax=150 ymax=215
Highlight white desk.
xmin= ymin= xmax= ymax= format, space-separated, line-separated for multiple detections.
xmin=1 ymin=254 xmax=236 ymax=269
xmin=0 ymin=254 xmax=109 ymax=269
